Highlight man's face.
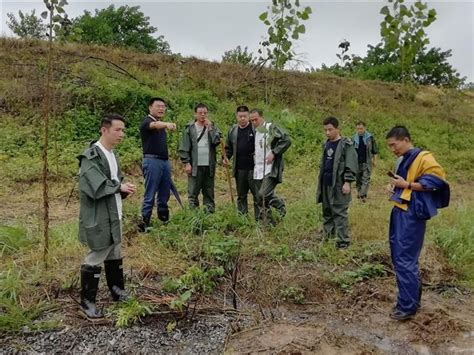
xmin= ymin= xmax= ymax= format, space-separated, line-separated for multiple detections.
xmin=356 ymin=124 xmax=366 ymax=135
xmin=149 ymin=100 xmax=166 ymax=118
xmin=236 ymin=111 xmax=250 ymax=128
xmin=102 ymin=119 xmax=125 ymax=148
xmin=195 ymin=107 xmax=208 ymax=123
xmin=249 ymin=112 xmax=262 ymax=127
xmin=387 ymin=137 xmax=411 ymax=157
xmin=324 ymin=124 xmax=340 ymax=141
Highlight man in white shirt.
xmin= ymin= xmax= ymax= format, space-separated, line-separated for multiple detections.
xmin=249 ymin=109 xmax=291 ymax=225
xmin=78 ymin=114 xmax=136 ymax=318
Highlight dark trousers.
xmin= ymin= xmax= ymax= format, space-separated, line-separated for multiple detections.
xmin=188 ymin=166 xmax=215 ymax=213
xmin=389 ymin=206 xmax=426 ymax=313
xmin=141 ymin=158 xmax=171 ymax=222
xmin=235 ymin=169 xmax=259 ymax=219
xmin=254 ymin=176 xmax=286 ymax=223
xmin=321 ymin=184 xmax=350 ymax=243
xmin=356 ymin=162 xmax=371 ymax=198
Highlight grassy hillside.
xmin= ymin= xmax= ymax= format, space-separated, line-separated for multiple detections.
xmin=0 ymin=38 xmax=473 ymax=333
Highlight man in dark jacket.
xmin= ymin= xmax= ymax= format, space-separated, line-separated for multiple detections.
xmin=178 ymin=103 xmax=222 ymax=213
xmin=249 ymin=108 xmax=291 ymax=225
xmin=353 ymin=121 xmax=378 ymax=201
xmin=139 ymin=97 xmax=176 ymax=232
xmin=316 ymin=116 xmax=358 ymax=249
xmin=224 ymin=105 xmax=258 ymax=218
xmin=78 ymin=114 xmax=136 ymax=318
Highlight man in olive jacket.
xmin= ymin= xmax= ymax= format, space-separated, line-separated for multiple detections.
xmin=178 ymin=103 xmax=222 ymax=213
xmin=249 ymin=108 xmax=291 ymax=224
xmin=316 ymin=116 xmax=358 ymax=249
xmin=78 ymin=114 xmax=136 ymax=318
xmin=353 ymin=121 xmax=378 ymax=201
xmin=224 ymin=105 xmax=258 ymax=218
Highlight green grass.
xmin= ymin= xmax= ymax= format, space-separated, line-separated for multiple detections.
xmin=0 ymin=38 xmax=473 ymax=331
xmin=432 ymin=205 xmax=474 ymax=288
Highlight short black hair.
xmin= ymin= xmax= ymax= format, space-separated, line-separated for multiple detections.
xmin=323 ymin=116 xmax=339 ymax=128
xmin=386 ymin=125 xmax=411 ymax=140
xmin=236 ymin=105 xmax=249 ymax=113
xmin=249 ymin=108 xmax=263 ymax=116
xmin=194 ymin=103 xmax=208 ymax=112
xmin=356 ymin=121 xmax=366 ymax=126
xmin=101 ymin=114 xmax=124 ymax=130
xmin=148 ymin=97 xmax=166 ymax=107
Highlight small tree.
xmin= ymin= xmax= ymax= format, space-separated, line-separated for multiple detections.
xmin=222 ymin=45 xmax=255 ymax=66
xmin=379 ymin=0 xmax=437 ymax=82
xmin=7 ymin=10 xmax=47 ymax=39
xmin=39 ymin=0 xmax=69 ymax=268
xmin=70 ymin=5 xmax=171 ymax=54
xmin=258 ymin=0 xmax=312 ymax=70
xmin=336 ymin=39 xmax=350 ymax=67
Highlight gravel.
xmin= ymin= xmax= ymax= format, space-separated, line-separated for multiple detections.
xmin=1 ymin=315 xmax=230 ymax=354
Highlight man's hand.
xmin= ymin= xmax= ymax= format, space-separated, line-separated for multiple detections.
xmin=120 ymin=183 xmax=136 ymax=195
xmin=185 ymin=163 xmax=192 ymax=176
xmin=223 ymin=156 xmax=230 ymax=166
xmin=204 ymin=119 xmax=213 ymax=130
xmin=167 ymin=122 xmax=177 ymax=131
xmin=386 ymin=183 xmax=395 ymax=196
xmin=342 ymin=182 xmax=351 ymax=195
xmin=372 ymin=159 xmax=377 ymax=168
xmin=265 ymin=152 xmax=275 ymax=164
xmin=391 ymin=175 xmax=409 ymax=189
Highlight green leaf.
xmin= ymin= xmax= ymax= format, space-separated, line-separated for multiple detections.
xmin=414 ymin=1 xmax=426 ymax=11
xmin=56 ymin=7 xmax=64 ymax=13
xmin=304 ymin=6 xmax=312 ymax=14
xmin=380 ymin=6 xmax=390 ymax=16
xmin=41 ymin=11 xmax=48 ymax=19
xmin=297 ymin=24 xmax=305 ymax=34
xmin=52 ymin=14 xmax=62 ymax=22
xmin=259 ymin=12 xmax=268 ymax=21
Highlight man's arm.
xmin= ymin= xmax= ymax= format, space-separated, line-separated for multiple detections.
xmin=208 ymin=122 xmax=222 ymax=146
xmin=79 ymin=158 xmax=121 ymax=200
xmin=270 ymin=125 xmax=291 ymax=155
xmin=149 ymin=121 xmax=176 ymax=131
xmin=178 ymin=127 xmax=192 ymax=164
xmin=371 ymin=136 xmax=378 ymax=167
xmin=225 ymin=127 xmax=234 ymax=160
xmin=343 ymin=142 xmax=358 ymax=183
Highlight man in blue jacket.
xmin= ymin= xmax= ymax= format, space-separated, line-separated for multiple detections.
xmin=386 ymin=126 xmax=450 ymax=320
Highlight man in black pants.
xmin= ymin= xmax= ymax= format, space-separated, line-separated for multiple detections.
xmin=139 ymin=97 xmax=176 ymax=231
xmin=224 ymin=105 xmax=258 ymax=218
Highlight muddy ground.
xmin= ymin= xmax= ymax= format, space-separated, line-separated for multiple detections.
xmin=1 ymin=185 xmax=473 ymax=354
xmin=1 ymin=280 xmax=473 ymax=354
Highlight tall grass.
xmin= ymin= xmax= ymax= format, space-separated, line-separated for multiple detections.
xmin=0 ymin=38 xmax=473 ymax=330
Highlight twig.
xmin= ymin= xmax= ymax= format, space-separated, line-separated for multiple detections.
xmin=230 ymin=324 xmax=263 ymax=338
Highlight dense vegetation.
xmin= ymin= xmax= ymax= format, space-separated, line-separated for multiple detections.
xmin=0 ymin=38 xmax=473 ymax=331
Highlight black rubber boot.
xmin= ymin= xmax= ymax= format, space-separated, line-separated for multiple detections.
xmin=104 ymin=259 xmax=129 ymax=302
xmin=158 ymin=210 xmax=170 ymax=224
xmin=80 ymin=264 xmax=103 ymax=318
xmin=138 ymin=216 xmax=150 ymax=233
